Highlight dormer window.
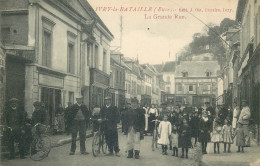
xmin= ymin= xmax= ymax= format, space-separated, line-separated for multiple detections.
xmin=182 ymin=71 xmax=188 ymax=77
xmin=206 ymin=71 xmax=211 ymax=77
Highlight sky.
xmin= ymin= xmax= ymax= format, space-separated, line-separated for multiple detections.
xmin=87 ymin=0 xmax=238 ymax=64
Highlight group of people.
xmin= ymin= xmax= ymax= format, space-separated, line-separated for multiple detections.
xmin=147 ymin=99 xmax=251 ymax=159
xmin=1 ymin=95 xmax=251 ymax=160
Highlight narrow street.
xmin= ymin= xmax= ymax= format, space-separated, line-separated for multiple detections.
xmin=1 ymin=132 xmax=190 ymax=166
xmin=1 ymin=130 xmax=260 ymax=166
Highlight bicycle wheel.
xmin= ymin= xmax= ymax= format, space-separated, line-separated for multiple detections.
xmin=92 ymin=132 xmax=101 ymax=157
xmin=101 ymin=134 xmax=108 ymax=154
xmin=30 ymin=135 xmax=51 ymax=161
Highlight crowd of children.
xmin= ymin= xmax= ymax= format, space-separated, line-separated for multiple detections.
xmin=151 ymin=101 xmax=248 ymax=159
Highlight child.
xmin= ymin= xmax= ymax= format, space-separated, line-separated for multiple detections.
xmin=222 ymin=119 xmax=233 ymax=153
xmin=211 ymin=117 xmax=223 ymax=154
xmin=178 ymin=118 xmax=191 ymax=158
xmin=171 ymin=124 xmax=179 ymax=157
xmin=235 ymin=123 xmax=245 ymax=152
xmin=158 ymin=115 xmax=172 ymax=155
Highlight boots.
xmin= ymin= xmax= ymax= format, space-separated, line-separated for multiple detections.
xmin=127 ymin=149 xmax=133 ymax=158
xmin=134 ymin=150 xmax=140 ymax=159
xmin=172 ymin=147 xmax=175 ymax=156
xmin=181 ymin=148 xmax=184 ymax=158
xmin=176 ymin=148 xmax=178 ymax=157
xmin=224 ymin=143 xmax=226 ymax=153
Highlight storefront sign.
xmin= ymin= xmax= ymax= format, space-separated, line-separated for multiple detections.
xmin=39 ymin=74 xmax=64 ymax=88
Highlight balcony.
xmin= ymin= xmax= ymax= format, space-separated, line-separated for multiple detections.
xmin=90 ymin=68 xmax=109 ymax=87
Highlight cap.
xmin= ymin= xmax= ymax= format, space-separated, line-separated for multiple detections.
xmin=33 ymin=101 xmax=41 ymax=107
xmin=9 ymin=98 xmax=19 ymax=103
xmin=104 ymin=96 xmax=111 ymax=100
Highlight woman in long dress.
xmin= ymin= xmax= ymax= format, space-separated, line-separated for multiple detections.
xmin=143 ymin=104 xmax=150 ymax=135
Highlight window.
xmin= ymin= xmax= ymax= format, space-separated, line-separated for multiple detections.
xmin=103 ymin=50 xmax=107 ymax=72
xmin=182 ymin=72 xmax=188 ymax=77
xmin=95 ymin=45 xmax=99 ymax=68
xmin=42 ymin=31 xmax=52 ymax=67
xmin=189 ymin=85 xmax=193 ymax=91
xmin=87 ymin=43 xmax=92 ymax=66
xmin=177 ymin=84 xmax=182 ymax=91
xmin=69 ymin=91 xmax=74 ymax=104
xmin=1 ymin=27 xmax=10 ymax=44
xmin=206 ymin=71 xmax=211 ymax=77
xmin=68 ymin=43 xmax=75 ymax=74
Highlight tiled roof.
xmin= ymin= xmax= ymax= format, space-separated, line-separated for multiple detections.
xmin=162 ymin=61 xmax=176 ymax=72
xmin=175 ymin=61 xmax=220 ymax=77
xmin=153 ymin=64 xmax=164 ymax=73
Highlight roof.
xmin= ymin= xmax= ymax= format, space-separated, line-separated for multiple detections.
xmin=153 ymin=64 xmax=164 ymax=73
xmin=162 ymin=61 xmax=176 ymax=73
xmin=175 ymin=61 xmax=220 ymax=77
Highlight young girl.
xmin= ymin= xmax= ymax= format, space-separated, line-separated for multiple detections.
xmin=211 ymin=117 xmax=223 ymax=154
xmin=235 ymin=123 xmax=245 ymax=152
xmin=171 ymin=124 xmax=179 ymax=157
xmin=178 ymin=118 xmax=191 ymax=158
xmin=222 ymin=119 xmax=233 ymax=153
xmin=158 ymin=115 xmax=172 ymax=155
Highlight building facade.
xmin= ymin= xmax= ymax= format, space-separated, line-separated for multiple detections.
xmin=174 ymin=61 xmax=220 ymax=106
xmin=0 ymin=0 xmax=113 ymax=128
xmin=236 ymin=0 xmax=260 ymax=143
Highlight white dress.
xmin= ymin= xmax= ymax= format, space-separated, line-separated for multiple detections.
xmin=232 ymin=107 xmax=239 ymax=129
xmin=157 ymin=121 xmax=172 ymax=145
xmin=143 ymin=107 xmax=149 ymax=131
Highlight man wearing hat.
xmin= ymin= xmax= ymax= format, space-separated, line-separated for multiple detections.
xmin=100 ymin=96 xmax=120 ymax=156
xmin=31 ymin=101 xmax=46 ymax=125
xmin=238 ymin=99 xmax=251 ymax=146
xmin=2 ymin=98 xmax=28 ymax=159
xmin=67 ymin=95 xmax=91 ymax=155
xmin=125 ymin=97 xmax=145 ymax=159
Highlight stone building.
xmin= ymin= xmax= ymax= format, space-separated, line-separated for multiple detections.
xmin=236 ymin=0 xmax=260 ymax=143
xmin=110 ymin=52 xmax=126 ymax=108
xmin=174 ymin=61 xmax=220 ymax=106
xmin=0 ymin=0 xmax=113 ymax=128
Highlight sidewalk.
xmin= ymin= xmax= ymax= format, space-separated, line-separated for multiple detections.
xmin=50 ymin=125 xmax=122 ymax=148
xmin=202 ymin=141 xmax=260 ymax=166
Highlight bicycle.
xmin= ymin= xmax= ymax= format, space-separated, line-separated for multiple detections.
xmin=151 ymin=119 xmax=160 ymax=151
xmin=30 ymin=123 xmax=51 ymax=161
xmin=92 ymin=119 xmax=108 ymax=157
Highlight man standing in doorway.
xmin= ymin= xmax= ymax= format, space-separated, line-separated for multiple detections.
xmin=100 ymin=96 xmax=120 ymax=156
xmin=68 ymin=95 xmax=91 ymax=155
xmin=125 ymin=98 xmax=145 ymax=159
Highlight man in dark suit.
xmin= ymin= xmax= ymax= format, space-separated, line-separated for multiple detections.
xmin=100 ymin=96 xmax=120 ymax=156
xmin=2 ymin=98 xmax=28 ymax=159
xmin=125 ymin=98 xmax=145 ymax=159
xmin=68 ymin=95 xmax=91 ymax=155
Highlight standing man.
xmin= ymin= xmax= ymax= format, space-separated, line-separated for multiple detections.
xmin=238 ymin=99 xmax=251 ymax=146
xmin=31 ymin=101 xmax=46 ymax=125
xmin=100 ymin=96 xmax=120 ymax=156
xmin=125 ymin=98 xmax=145 ymax=159
xmin=68 ymin=95 xmax=91 ymax=155
xmin=2 ymin=98 xmax=27 ymax=159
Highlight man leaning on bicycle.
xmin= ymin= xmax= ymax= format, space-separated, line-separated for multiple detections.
xmin=2 ymin=98 xmax=29 ymax=159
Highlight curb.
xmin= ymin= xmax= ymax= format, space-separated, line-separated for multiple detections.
xmin=52 ymin=126 xmax=122 ymax=148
